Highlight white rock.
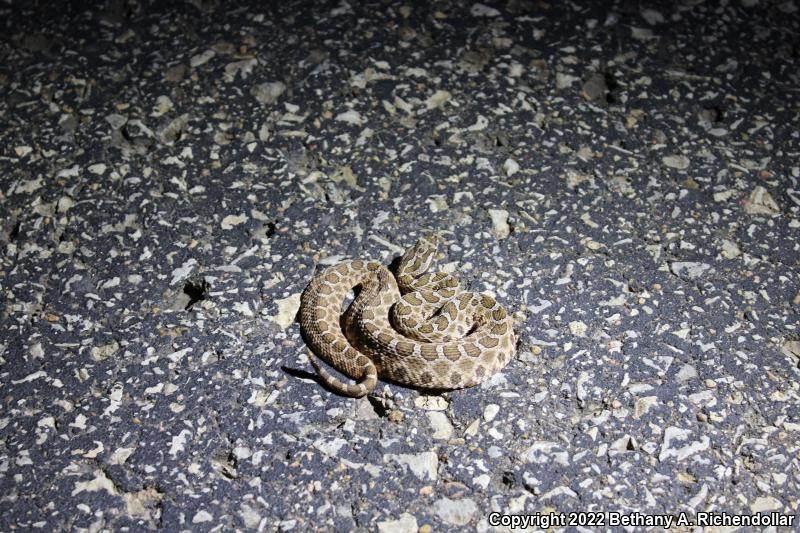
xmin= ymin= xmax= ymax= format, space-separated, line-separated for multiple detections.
xmin=233 ymin=301 xmax=254 ymax=317
xmin=414 ymin=396 xmax=448 ymax=410
xmin=473 ymin=474 xmax=491 ymax=489
xmin=427 ymin=412 xmax=454 ymax=440
xmin=470 ymin=3 xmax=500 ymax=17
xmin=270 ymin=293 xmax=301 ymax=330
xmin=105 ymin=113 xmax=128 ymax=129
xmin=669 ymin=261 xmax=712 ymax=279
xmin=313 ymin=437 xmax=348 ymax=457
xmin=483 ymin=404 xmax=500 ymax=422
xmin=525 ymin=441 xmax=569 ymax=466
xmin=634 ymin=396 xmax=658 ymax=418
xmin=659 ymin=426 xmax=710 ymax=461
xmin=224 ymin=58 xmax=258 ymax=81
xmin=676 ymin=364 xmax=698 ymax=382
xmin=71 ymin=470 xmax=117 ymax=497
xmin=687 ymin=483 xmax=708 ymax=509
xmin=239 ymin=504 xmax=262 ymax=529
xmin=467 ymin=114 xmax=489 ymax=131
xmin=377 ymin=513 xmax=418 ymax=533
xmin=569 ymin=321 xmax=587 ymax=337
xmin=29 ymin=343 xmax=44 ymax=359
xmin=190 ymin=49 xmax=215 ymax=67
xmin=641 ymin=8 xmax=665 ymax=24
xmin=631 ymin=26 xmax=656 ymax=40
xmin=91 ymin=341 xmax=119 ymax=361
xmin=56 ymin=165 xmax=80 ymax=178
xmin=464 ymin=418 xmax=480 ymax=437
xmin=689 ymin=390 xmax=717 ymax=409
xmin=743 ymin=186 xmax=781 ymax=216
xmin=169 ymin=429 xmax=192 ymax=458
xmin=750 ymin=496 xmax=783 ymax=513
xmin=720 ymin=238 xmax=741 ymax=259
xmin=713 ymin=189 xmax=736 ymax=202
xmin=488 ymin=208 xmax=510 ymax=239
xmin=15 ymin=177 xmax=43 ymax=194
xmin=192 ymin=510 xmax=213 ymax=523
xmin=662 ymin=154 xmax=690 ymax=170
xmin=221 ymin=213 xmax=248 ymax=229
xmin=279 ymin=519 xmax=296 ymax=530
xmin=384 ymin=452 xmax=438 ymax=481
xmin=252 ymin=81 xmax=286 ymax=105
xmin=556 ymin=73 xmax=579 ymax=89
xmin=503 ymin=158 xmax=520 ymax=177
xmin=609 ymin=435 xmax=635 ymax=452
xmin=425 ymin=90 xmax=451 ymax=110
xmin=152 ymin=95 xmax=173 ymax=117
xmin=576 ymin=372 xmax=590 ymax=402
xmin=170 ymin=258 xmax=197 ymax=285
xmin=433 ymin=497 xmax=477 ymax=525
xmin=782 ymin=340 xmax=800 ymax=361
xmin=335 ymin=109 xmax=367 ymax=126
xmin=88 ymin=163 xmax=107 ymax=175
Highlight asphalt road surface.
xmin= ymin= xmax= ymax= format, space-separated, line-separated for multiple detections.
xmin=2 ymin=0 xmax=799 ymax=531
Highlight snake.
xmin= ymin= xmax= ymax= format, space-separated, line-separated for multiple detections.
xmin=299 ymin=234 xmax=516 ymax=397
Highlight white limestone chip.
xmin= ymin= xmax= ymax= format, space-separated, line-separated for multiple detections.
xmin=750 ymin=496 xmax=783 ymax=513
xmin=252 ymin=81 xmax=286 ymax=104
xmin=335 ymin=109 xmax=367 ymax=125
xmin=556 ymin=73 xmax=579 ymax=89
xmin=488 ymin=208 xmax=510 ymax=239
xmin=659 ymin=426 xmax=710 ymax=461
xmin=641 ymin=8 xmax=665 ymax=24
xmin=427 ymin=412 xmax=453 ymax=440
xmin=503 ymin=158 xmax=520 ymax=177
xmin=670 ymin=261 xmax=712 ymax=279
xmin=720 ymin=238 xmax=741 ymax=258
xmin=170 ymin=258 xmax=197 ymax=285
xmin=313 ymin=437 xmax=348 ymax=457
xmin=377 ymin=513 xmax=418 ymax=533
xmin=743 ymin=186 xmax=780 ymax=216
xmin=470 ymin=3 xmax=500 ymax=16
xmin=72 ymin=470 xmax=117 ymax=497
xmin=239 ymin=504 xmax=263 ymax=529
xmin=634 ymin=396 xmax=658 ymax=418
xmin=384 ymin=452 xmax=438 ymax=481
xmin=425 ymin=90 xmax=451 ymax=110
xmin=221 ymin=213 xmax=248 ymax=229
xmin=569 ymin=320 xmax=587 ymax=337
xmin=91 ymin=341 xmax=119 ymax=361
xmin=15 ymin=177 xmax=43 ymax=194
xmin=88 ymin=163 xmax=107 ymax=175
xmin=414 ymin=395 xmax=448 ymax=410
xmin=192 ymin=510 xmax=213 ymax=523
xmin=434 ymin=497 xmax=477 ymax=525
xmin=190 ymin=49 xmax=215 ymax=67
xmin=269 ymin=293 xmax=301 ymax=330
xmin=483 ymin=404 xmax=500 ymax=422
xmin=662 ymin=154 xmax=690 ymax=169
xmin=169 ymin=429 xmax=192 ymax=458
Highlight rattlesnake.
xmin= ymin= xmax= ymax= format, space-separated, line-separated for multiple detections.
xmin=299 ymin=235 xmax=516 ymax=397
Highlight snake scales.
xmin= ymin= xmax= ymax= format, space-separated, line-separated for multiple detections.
xmin=299 ymin=235 xmax=516 ymax=397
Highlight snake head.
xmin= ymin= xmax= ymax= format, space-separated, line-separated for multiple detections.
xmin=398 ymin=233 xmax=440 ymax=278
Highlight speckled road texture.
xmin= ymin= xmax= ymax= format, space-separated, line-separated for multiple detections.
xmin=1 ymin=0 xmax=799 ymax=531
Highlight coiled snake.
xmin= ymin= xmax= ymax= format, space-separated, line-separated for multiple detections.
xmin=299 ymin=235 xmax=516 ymax=397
